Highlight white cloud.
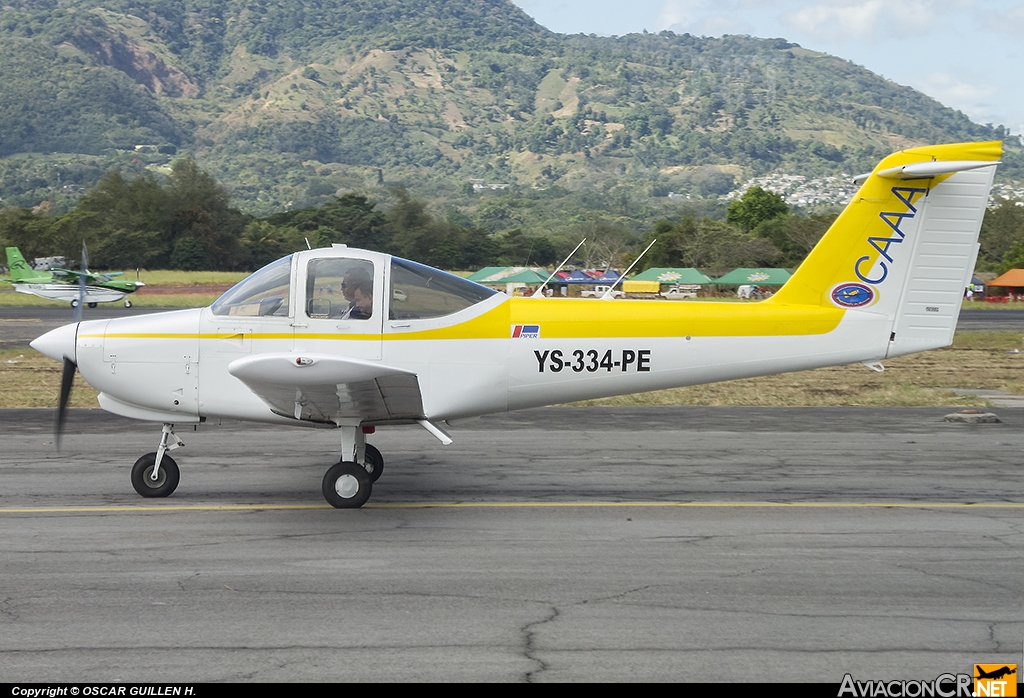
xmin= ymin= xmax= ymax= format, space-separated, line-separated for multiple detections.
xmin=656 ymin=0 xmax=706 ymax=31
xmin=981 ymin=3 xmax=1024 ymax=33
xmin=781 ymin=0 xmax=936 ymax=42
xmin=696 ymin=15 xmax=754 ymax=35
xmin=919 ymin=72 xmax=1000 ymax=122
xmin=656 ymin=1 xmax=754 ymax=35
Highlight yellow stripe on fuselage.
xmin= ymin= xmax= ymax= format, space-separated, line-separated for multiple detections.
xmin=80 ymin=298 xmax=845 ymax=342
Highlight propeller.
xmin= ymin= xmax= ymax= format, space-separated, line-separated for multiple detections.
xmin=57 ymin=240 xmax=87 ymax=450
xmin=30 ymin=322 xmax=80 ymax=452
xmin=55 ymin=355 xmax=77 ymax=452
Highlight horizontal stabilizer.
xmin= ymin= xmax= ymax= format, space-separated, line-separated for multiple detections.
xmin=854 ymin=160 xmax=999 ymax=185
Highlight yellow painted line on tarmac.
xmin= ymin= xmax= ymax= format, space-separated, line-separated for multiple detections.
xmin=2 ymin=501 xmax=1024 ymax=514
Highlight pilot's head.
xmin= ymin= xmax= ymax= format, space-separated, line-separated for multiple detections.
xmin=342 ymin=266 xmax=371 ymax=302
xmin=351 ymin=278 xmax=373 ymax=317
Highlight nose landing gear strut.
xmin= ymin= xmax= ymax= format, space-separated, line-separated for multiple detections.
xmin=130 ymin=424 xmax=183 ymax=498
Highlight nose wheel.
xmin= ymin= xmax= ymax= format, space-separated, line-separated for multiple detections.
xmin=131 ymin=424 xmax=184 ymax=498
xmin=131 ymin=453 xmax=180 ymax=498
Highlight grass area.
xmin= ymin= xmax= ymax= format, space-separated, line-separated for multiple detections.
xmin=3 ymin=330 xmax=1021 ymax=410
xmin=573 ymin=330 xmax=1024 ymax=407
xmin=960 ymin=299 xmax=1024 ymax=310
xmin=130 ymin=270 xmax=248 ymax=286
xmin=1 ymin=349 xmax=99 ymax=408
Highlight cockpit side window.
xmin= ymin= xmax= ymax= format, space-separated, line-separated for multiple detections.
xmin=306 ymin=258 xmax=375 ymax=320
xmin=211 ymin=255 xmax=292 ymax=317
xmin=390 ymin=257 xmax=497 ymax=320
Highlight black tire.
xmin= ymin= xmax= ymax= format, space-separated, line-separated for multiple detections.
xmin=70 ymin=299 xmax=79 ymax=309
xmin=364 ymin=443 xmax=384 ymax=483
xmin=322 ymin=461 xmax=371 ymax=508
xmin=124 ymin=299 xmax=132 ymax=308
xmin=131 ymin=452 xmax=180 ymax=498
xmin=87 ymin=302 xmax=97 ymax=308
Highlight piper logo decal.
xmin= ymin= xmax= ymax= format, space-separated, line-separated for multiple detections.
xmin=831 ymin=282 xmax=876 ymax=308
xmin=511 ymin=324 xmax=540 ymax=339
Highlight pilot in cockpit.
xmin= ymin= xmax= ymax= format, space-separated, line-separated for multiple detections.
xmin=347 ymin=276 xmax=373 ymax=320
xmin=339 ymin=267 xmax=373 ymax=319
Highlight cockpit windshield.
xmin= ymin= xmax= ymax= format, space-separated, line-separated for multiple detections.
xmin=390 ymin=257 xmax=497 ymax=320
xmin=211 ymin=255 xmax=292 ymax=317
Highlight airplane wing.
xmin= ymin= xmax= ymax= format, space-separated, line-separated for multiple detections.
xmin=227 ymin=352 xmax=425 ymax=424
xmin=49 ymin=268 xmax=79 ymax=282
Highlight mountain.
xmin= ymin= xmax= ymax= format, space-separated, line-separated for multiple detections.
xmin=0 ymin=0 xmax=1018 ymax=216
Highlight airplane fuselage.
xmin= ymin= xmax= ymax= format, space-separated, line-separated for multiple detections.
xmin=71 ymin=292 xmax=890 ymax=426
xmin=15 ymin=283 xmax=127 ymax=304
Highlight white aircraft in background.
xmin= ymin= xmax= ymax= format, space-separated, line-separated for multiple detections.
xmin=2 ymin=247 xmax=143 ymax=308
xmin=31 ymin=141 xmax=1001 ymax=508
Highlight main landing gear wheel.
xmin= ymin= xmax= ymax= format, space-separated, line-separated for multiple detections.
xmin=124 ymin=299 xmax=132 ymax=308
xmin=322 ymin=461 xmax=371 ymax=509
xmin=131 ymin=452 xmax=180 ymax=498
xmin=87 ymin=302 xmax=97 ymax=308
xmin=364 ymin=443 xmax=384 ymax=483
xmin=70 ymin=299 xmax=79 ymax=309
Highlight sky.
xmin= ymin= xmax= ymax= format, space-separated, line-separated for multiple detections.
xmin=511 ymin=0 xmax=1024 ymax=137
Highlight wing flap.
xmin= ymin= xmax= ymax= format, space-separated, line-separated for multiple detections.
xmin=228 ymin=353 xmax=425 ymax=424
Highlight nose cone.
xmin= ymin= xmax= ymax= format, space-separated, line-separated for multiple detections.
xmin=31 ymin=322 xmax=79 ymax=363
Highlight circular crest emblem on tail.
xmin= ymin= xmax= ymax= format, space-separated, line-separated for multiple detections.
xmin=830 ymin=282 xmax=876 ymax=308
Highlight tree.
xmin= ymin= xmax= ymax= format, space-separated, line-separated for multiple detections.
xmin=726 ymin=186 xmax=788 ymax=233
xmin=978 ymin=200 xmax=1024 ymax=271
xmin=642 ymin=216 xmax=779 ymax=272
xmin=999 ymin=235 xmax=1024 ymax=273
xmin=166 ymin=157 xmax=247 ymax=269
xmin=753 ymin=213 xmax=836 ymax=267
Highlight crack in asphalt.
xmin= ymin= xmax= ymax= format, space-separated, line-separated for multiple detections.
xmin=523 ymin=604 xmax=559 ymax=683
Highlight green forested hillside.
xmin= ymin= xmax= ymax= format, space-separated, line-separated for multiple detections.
xmin=0 ymin=0 xmax=1019 ymax=220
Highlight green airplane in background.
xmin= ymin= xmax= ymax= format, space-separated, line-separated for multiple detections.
xmin=1 ymin=247 xmax=144 ymax=308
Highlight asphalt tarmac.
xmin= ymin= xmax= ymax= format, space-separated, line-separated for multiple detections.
xmin=1 ymin=406 xmax=1022 ymax=682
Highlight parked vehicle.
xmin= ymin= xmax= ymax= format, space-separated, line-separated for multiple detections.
xmin=581 ymin=285 xmax=625 ymax=299
xmin=660 ymin=286 xmax=698 ymax=299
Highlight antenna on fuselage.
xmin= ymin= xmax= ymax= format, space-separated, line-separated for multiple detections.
xmin=304 ymin=237 xmax=312 ymax=250
xmin=600 ymin=238 xmax=656 ymax=300
xmin=532 ymin=238 xmax=586 ymax=298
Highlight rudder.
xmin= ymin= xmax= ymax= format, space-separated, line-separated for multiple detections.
xmin=5 ymin=247 xmax=36 ymax=281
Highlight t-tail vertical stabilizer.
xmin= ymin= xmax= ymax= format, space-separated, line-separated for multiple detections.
xmin=767 ymin=141 xmax=1000 ymax=357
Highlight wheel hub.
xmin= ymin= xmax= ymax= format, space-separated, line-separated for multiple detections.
xmin=144 ymin=466 xmax=166 ymax=488
xmin=334 ymin=473 xmax=360 ymax=499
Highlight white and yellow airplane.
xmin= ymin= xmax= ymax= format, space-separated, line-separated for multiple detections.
xmin=31 ymin=141 xmax=1001 ymax=508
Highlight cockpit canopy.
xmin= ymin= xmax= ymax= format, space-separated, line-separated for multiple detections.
xmin=211 ymin=250 xmax=497 ymax=321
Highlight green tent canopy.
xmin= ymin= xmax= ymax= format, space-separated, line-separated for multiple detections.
xmin=495 ymin=269 xmax=548 ymax=284
xmin=631 ymin=268 xmax=714 ymax=284
xmin=714 ymin=268 xmax=792 ymax=285
xmin=466 ymin=267 xmax=548 ymax=284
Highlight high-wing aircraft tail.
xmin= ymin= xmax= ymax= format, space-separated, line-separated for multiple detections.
xmin=767 ymin=141 xmax=1000 ymax=358
xmin=5 ymin=246 xmax=50 ymax=283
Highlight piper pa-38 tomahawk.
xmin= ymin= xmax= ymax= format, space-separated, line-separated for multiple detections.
xmin=31 ymin=141 xmax=1001 ymax=508
xmin=2 ymin=246 xmax=144 ymax=308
